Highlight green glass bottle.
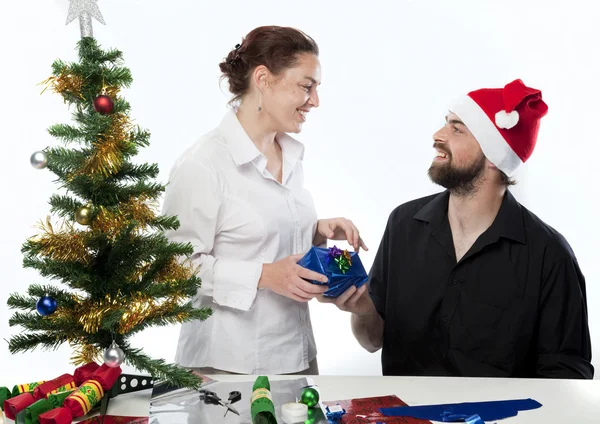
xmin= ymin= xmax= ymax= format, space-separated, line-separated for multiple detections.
xmin=251 ymin=376 xmax=277 ymax=424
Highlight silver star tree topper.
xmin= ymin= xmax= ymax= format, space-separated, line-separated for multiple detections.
xmin=66 ymin=0 xmax=106 ymax=38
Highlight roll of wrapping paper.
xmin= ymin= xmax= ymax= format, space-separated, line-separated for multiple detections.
xmin=12 ymin=381 xmax=46 ymax=397
xmin=73 ymin=362 xmax=100 ymax=387
xmin=4 ymin=392 xmax=35 ymax=420
xmin=33 ymin=375 xmax=76 ymax=401
xmin=0 ymin=387 xmax=11 ymax=411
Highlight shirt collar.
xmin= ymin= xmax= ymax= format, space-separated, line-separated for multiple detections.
xmin=414 ymin=189 xmax=526 ymax=244
xmin=219 ymin=109 xmax=305 ymax=167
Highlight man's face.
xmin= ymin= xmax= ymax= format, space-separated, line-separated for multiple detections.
xmin=428 ymin=112 xmax=488 ymax=195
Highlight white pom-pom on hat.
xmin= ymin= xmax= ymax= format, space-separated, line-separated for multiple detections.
xmin=495 ymin=110 xmax=519 ymax=129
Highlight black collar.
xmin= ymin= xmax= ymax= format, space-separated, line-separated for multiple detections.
xmin=414 ymin=189 xmax=526 ymax=244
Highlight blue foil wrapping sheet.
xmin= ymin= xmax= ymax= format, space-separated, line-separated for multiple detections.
xmin=379 ymin=398 xmax=542 ymax=422
xmin=297 ymin=247 xmax=368 ymax=298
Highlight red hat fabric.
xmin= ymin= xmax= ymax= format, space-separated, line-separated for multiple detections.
xmin=449 ymin=79 xmax=548 ymax=177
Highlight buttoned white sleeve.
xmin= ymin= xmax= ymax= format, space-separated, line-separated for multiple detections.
xmin=162 ymin=157 xmax=262 ymax=312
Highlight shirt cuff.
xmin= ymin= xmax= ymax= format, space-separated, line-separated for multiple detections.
xmin=536 ymin=353 xmax=595 ymax=379
xmin=212 ymin=259 xmax=263 ymax=311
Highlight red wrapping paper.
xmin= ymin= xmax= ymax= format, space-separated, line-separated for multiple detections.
xmin=38 ymin=406 xmax=73 ymax=424
xmin=33 ymin=374 xmax=75 ymax=400
xmin=322 ymin=395 xmax=431 ymax=424
xmin=4 ymin=392 xmax=35 ymax=420
xmin=74 ymin=362 xmax=101 ymax=386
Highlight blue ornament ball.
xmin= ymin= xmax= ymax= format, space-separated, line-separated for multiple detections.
xmin=36 ymin=295 xmax=57 ymax=316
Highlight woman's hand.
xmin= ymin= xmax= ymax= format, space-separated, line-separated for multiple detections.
xmin=259 ymin=254 xmax=328 ymax=302
xmin=313 ymin=218 xmax=368 ymax=252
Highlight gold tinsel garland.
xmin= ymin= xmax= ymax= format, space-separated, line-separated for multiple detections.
xmin=130 ymin=256 xmax=198 ymax=289
xmin=53 ymin=291 xmax=188 ymax=336
xmin=41 ymin=68 xmax=85 ymax=100
xmin=70 ymin=340 xmax=102 ymax=366
xmin=92 ymin=195 xmax=158 ymax=240
xmin=78 ymin=112 xmax=133 ymax=177
xmin=31 ymin=217 xmax=92 ymax=265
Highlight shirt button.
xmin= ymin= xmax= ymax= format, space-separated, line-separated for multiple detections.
xmin=443 ymin=316 xmax=448 ymax=323
xmin=452 ymin=279 xmax=458 ymax=285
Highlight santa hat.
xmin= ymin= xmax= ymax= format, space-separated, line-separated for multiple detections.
xmin=449 ymin=79 xmax=548 ymax=177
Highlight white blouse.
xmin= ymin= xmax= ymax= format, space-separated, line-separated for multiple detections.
xmin=162 ymin=110 xmax=319 ymax=374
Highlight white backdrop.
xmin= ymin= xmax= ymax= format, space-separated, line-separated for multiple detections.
xmin=0 ymin=0 xmax=598 ymax=383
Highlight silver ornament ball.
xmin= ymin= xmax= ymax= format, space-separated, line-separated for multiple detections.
xmin=30 ymin=151 xmax=48 ymax=169
xmin=103 ymin=341 xmax=125 ymax=368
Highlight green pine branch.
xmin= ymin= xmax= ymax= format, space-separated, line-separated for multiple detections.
xmin=148 ymin=215 xmax=180 ymax=232
xmin=130 ymin=127 xmax=151 ymax=148
xmin=143 ymin=276 xmax=201 ymax=299
xmin=7 ymin=285 xmax=75 ymax=311
xmin=46 ymin=147 xmax=89 ymax=178
xmin=8 ymin=333 xmax=69 ymax=354
xmin=49 ymin=194 xmax=83 ymax=219
xmin=101 ymin=233 xmax=171 ymax=291
xmin=118 ymin=181 xmax=165 ymax=201
xmin=129 ymin=304 xmax=212 ymax=337
xmin=22 ymin=257 xmax=94 ymax=289
xmin=48 ymin=124 xmax=89 ymax=144
xmin=123 ymin=347 xmax=204 ymax=389
xmin=9 ymin=312 xmax=79 ymax=333
xmin=110 ymin=162 xmax=160 ymax=181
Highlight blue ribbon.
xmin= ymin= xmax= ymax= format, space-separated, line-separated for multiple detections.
xmin=380 ymin=398 xmax=542 ymax=422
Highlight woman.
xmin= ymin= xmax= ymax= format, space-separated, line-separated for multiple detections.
xmin=162 ymin=26 xmax=367 ymax=375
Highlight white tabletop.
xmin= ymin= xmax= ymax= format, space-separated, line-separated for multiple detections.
xmin=3 ymin=375 xmax=594 ymax=423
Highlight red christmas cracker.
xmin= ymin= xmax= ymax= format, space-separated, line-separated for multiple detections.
xmin=38 ymin=406 xmax=73 ymax=424
xmin=33 ymin=374 xmax=76 ymax=400
xmin=65 ymin=379 xmax=105 ymax=418
xmin=4 ymin=392 xmax=35 ymax=420
xmin=74 ymin=362 xmax=100 ymax=386
xmin=90 ymin=364 xmax=122 ymax=391
xmin=40 ymin=364 xmax=123 ymax=422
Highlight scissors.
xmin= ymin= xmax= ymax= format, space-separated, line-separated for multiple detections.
xmin=199 ymin=390 xmax=242 ymax=416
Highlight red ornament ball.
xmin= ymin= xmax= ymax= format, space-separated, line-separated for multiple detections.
xmin=93 ymin=95 xmax=114 ymax=114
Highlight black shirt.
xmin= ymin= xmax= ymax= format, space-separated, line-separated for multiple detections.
xmin=369 ymin=190 xmax=594 ymax=379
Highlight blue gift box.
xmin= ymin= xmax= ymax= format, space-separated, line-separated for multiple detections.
xmin=297 ymin=246 xmax=368 ymax=298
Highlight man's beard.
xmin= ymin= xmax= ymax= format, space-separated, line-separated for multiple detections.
xmin=428 ymin=150 xmax=487 ymax=196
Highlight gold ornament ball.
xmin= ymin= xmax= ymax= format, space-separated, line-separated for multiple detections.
xmin=75 ymin=206 xmax=93 ymax=225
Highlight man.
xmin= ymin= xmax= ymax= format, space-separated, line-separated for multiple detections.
xmin=325 ymin=79 xmax=594 ymax=378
